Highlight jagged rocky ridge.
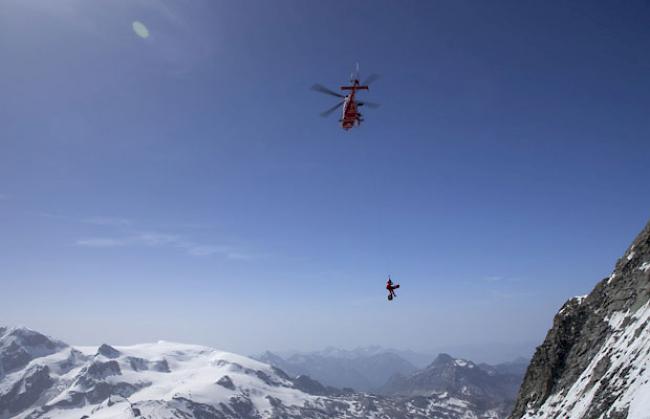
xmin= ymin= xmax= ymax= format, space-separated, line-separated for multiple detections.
xmin=510 ymin=220 xmax=650 ymax=418
xmin=0 ymin=327 xmax=510 ymax=419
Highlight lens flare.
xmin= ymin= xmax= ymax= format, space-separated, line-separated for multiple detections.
xmin=132 ymin=21 xmax=149 ymax=39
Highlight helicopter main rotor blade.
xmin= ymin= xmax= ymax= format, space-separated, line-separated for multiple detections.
xmin=358 ymin=101 xmax=380 ymax=109
xmin=311 ymin=83 xmax=345 ymax=98
xmin=320 ymin=101 xmax=344 ymax=117
xmin=362 ymin=73 xmax=380 ymax=86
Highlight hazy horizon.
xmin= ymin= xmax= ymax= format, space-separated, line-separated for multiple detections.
xmin=2 ymin=1 xmax=650 ymax=359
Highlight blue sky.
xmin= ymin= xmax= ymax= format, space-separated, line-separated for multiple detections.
xmin=1 ymin=0 xmax=650 ymax=360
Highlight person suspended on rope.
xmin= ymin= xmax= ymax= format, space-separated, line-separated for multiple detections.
xmin=386 ymin=276 xmax=400 ymax=301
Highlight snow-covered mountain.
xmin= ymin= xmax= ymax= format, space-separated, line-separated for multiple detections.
xmin=379 ymin=353 xmax=524 ymax=418
xmin=510 ymin=220 xmax=650 ymax=418
xmin=0 ymin=327 xmax=327 ymax=419
xmin=254 ymin=348 xmax=418 ymax=392
xmin=0 ymin=327 xmax=509 ymax=418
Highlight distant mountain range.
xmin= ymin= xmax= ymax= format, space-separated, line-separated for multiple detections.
xmin=263 ymin=343 xmax=535 ymax=369
xmin=254 ymin=347 xmax=527 ymax=417
xmin=378 ymin=353 xmax=527 ymax=416
xmin=0 ymin=326 xmax=525 ymax=418
xmin=254 ymin=347 xmax=527 ymax=397
xmin=254 ymin=348 xmax=419 ymax=392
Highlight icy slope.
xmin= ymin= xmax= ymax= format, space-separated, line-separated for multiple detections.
xmin=511 ymin=220 xmax=650 ymax=418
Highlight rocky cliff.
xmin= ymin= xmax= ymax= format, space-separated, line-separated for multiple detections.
xmin=510 ymin=220 xmax=650 ymax=418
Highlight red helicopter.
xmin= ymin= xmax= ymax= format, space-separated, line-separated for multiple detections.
xmin=311 ymin=64 xmax=380 ymax=130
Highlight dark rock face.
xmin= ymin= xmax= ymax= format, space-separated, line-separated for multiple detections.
xmin=229 ymin=395 xmax=256 ymax=418
xmin=509 ymin=295 xmax=604 ymax=416
xmin=76 ymin=360 xmax=122 ymax=387
xmin=97 ymin=343 xmax=121 ymax=359
xmin=153 ymin=358 xmax=170 ymax=372
xmin=271 ymin=366 xmax=291 ymax=381
xmin=0 ymin=327 xmax=67 ymax=374
xmin=85 ymin=381 xmax=134 ymax=404
xmin=128 ymin=356 xmax=148 ymax=371
xmin=254 ymin=370 xmax=281 ymax=387
xmin=292 ymin=374 xmax=335 ymax=396
xmin=170 ymin=397 xmax=231 ymax=419
xmin=0 ymin=364 xmax=54 ymax=416
xmin=216 ymin=375 xmax=236 ymax=390
xmin=127 ymin=356 xmax=170 ymax=372
xmin=510 ymin=220 xmax=650 ymax=418
xmin=57 ymin=348 xmax=89 ymax=375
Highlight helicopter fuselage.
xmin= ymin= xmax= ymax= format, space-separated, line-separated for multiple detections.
xmin=340 ymin=81 xmax=368 ymax=130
